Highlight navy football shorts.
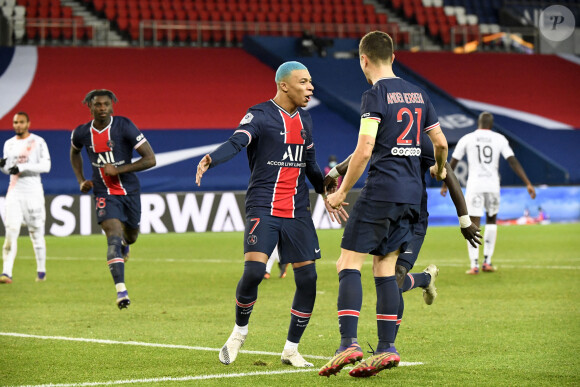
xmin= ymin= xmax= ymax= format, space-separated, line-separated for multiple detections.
xmin=243 ymin=209 xmax=321 ymax=264
xmin=94 ymin=194 xmax=141 ymax=230
xmin=341 ymin=200 xmax=420 ymax=257
xmin=397 ymin=210 xmax=429 ymax=271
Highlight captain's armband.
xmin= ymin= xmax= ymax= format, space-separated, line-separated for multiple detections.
xmin=359 ymin=118 xmax=379 ymax=138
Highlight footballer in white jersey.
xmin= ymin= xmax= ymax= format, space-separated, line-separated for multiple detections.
xmin=452 ymin=128 xmax=514 ymax=195
xmin=442 ymin=112 xmax=535 ymax=275
xmin=0 ymin=112 xmax=51 ymax=284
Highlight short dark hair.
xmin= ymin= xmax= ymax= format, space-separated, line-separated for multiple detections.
xmin=15 ymin=111 xmax=30 ymax=122
xmin=83 ymin=89 xmax=118 ymax=106
xmin=478 ymin=112 xmax=494 ymax=129
xmin=359 ymin=31 xmax=394 ymax=64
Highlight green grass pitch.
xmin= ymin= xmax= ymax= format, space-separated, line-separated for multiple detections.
xmin=1 ymin=223 xmax=579 ymax=386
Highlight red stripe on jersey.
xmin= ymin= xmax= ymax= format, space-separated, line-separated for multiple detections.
xmin=271 ymin=167 xmax=299 ymax=218
xmin=280 ymin=111 xmax=305 ymax=144
xmin=291 ymin=309 xmax=312 ymax=318
xmin=91 ymin=126 xmax=111 ymax=153
xmin=271 ymin=112 xmax=305 ymax=218
xmin=91 ymin=121 xmax=127 ymax=195
xmin=99 ymin=168 xmax=126 ymax=195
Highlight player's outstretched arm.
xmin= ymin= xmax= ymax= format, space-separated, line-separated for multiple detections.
xmin=196 ymin=154 xmax=212 ymax=187
xmin=443 ymin=162 xmax=481 ymax=247
xmin=507 ymin=156 xmax=536 ymax=199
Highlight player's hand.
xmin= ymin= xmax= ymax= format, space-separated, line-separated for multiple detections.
xmin=527 ymin=184 xmax=536 ymax=199
xmin=0 ymin=158 xmax=6 ymax=168
xmin=323 ymin=196 xmax=349 ymax=224
xmin=103 ymin=164 xmax=118 ymax=177
xmin=8 ymin=165 xmax=19 ymax=175
xmin=323 ymin=175 xmax=338 ymax=194
xmin=440 ymin=183 xmax=448 ymax=197
xmin=327 ymin=190 xmax=347 ymax=209
xmin=196 ymin=154 xmax=212 ymax=187
xmin=430 ymin=164 xmax=447 ymax=181
xmin=461 ymin=223 xmax=482 ymax=248
xmin=80 ymin=180 xmax=93 ymax=193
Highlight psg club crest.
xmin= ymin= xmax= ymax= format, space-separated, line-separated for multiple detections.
xmin=98 ymin=209 xmax=106 ymax=217
xmin=247 ymin=234 xmax=258 ymax=245
xmin=107 ymin=140 xmax=115 ymax=149
xmin=300 ymin=129 xmax=307 ymax=140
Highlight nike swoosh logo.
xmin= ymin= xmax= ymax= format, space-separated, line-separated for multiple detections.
xmin=280 ymin=131 xmax=290 ymax=135
xmin=297 ymin=319 xmax=309 ymax=323
xmin=132 ymin=143 xmax=222 ymax=171
xmin=315 ymin=248 xmax=320 ymax=253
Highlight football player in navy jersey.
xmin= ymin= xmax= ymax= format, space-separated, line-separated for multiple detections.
xmin=70 ymin=89 xmax=156 ymax=310
xmin=196 ymin=61 xmax=347 ymax=368
xmin=323 ymin=133 xmax=481 ymax=373
xmin=318 ymin=31 xmax=449 ymax=378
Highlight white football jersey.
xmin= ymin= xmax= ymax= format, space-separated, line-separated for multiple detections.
xmin=452 ymin=129 xmax=514 ymax=194
xmin=1 ymin=133 xmax=51 ymax=194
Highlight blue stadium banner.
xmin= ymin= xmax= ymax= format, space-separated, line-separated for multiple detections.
xmin=0 ymin=187 xmax=577 ymax=237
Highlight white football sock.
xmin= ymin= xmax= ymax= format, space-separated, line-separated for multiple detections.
xmin=483 ymin=224 xmax=497 ymax=265
xmin=284 ymin=340 xmax=298 ymax=351
xmin=234 ymin=324 xmax=248 ymax=335
xmin=467 ymin=240 xmax=479 ymax=269
xmin=29 ymin=228 xmax=46 ymax=273
xmin=2 ymin=227 xmax=19 ymax=277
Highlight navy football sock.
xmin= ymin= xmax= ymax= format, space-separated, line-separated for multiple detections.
xmin=375 ymin=275 xmax=399 ymax=352
xmin=402 ymin=272 xmax=431 ymax=292
xmin=106 ymin=236 xmax=125 ymax=285
xmin=287 ymin=263 xmax=317 ymax=343
xmin=235 ymin=261 xmax=266 ymax=327
xmin=394 ymin=288 xmax=404 ymax=340
xmin=337 ymin=269 xmax=362 ymax=348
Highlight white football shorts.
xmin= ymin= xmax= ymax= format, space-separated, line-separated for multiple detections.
xmin=465 ymin=191 xmax=500 ymax=218
xmin=4 ymin=192 xmax=46 ymax=230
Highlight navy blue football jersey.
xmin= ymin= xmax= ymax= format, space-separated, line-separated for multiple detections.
xmin=359 ymin=77 xmax=440 ymax=205
xmin=71 ymin=116 xmax=148 ymax=195
xmin=213 ymin=100 xmax=323 ymax=218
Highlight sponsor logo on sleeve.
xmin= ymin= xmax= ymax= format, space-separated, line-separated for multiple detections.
xmin=240 ymin=113 xmax=254 ymax=126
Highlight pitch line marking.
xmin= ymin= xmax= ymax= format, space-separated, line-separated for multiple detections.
xmin=1 ymin=332 xmax=423 ymax=366
xmin=14 ymin=369 xmax=314 ymax=387
xmin=13 ymin=255 xmax=580 ymax=270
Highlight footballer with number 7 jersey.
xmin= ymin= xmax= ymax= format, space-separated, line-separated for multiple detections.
xmin=196 ymin=61 xmax=347 ymax=368
xmin=70 ymin=89 xmax=156 ymax=310
xmin=320 ymin=31 xmax=449 ymax=378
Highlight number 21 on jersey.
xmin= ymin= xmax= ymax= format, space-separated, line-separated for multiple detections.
xmin=396 ymin=107 xmax=422 ymax=146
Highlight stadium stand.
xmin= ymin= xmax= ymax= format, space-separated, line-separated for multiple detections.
xmin=9 ymin=0 xmax=414 ymax=48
